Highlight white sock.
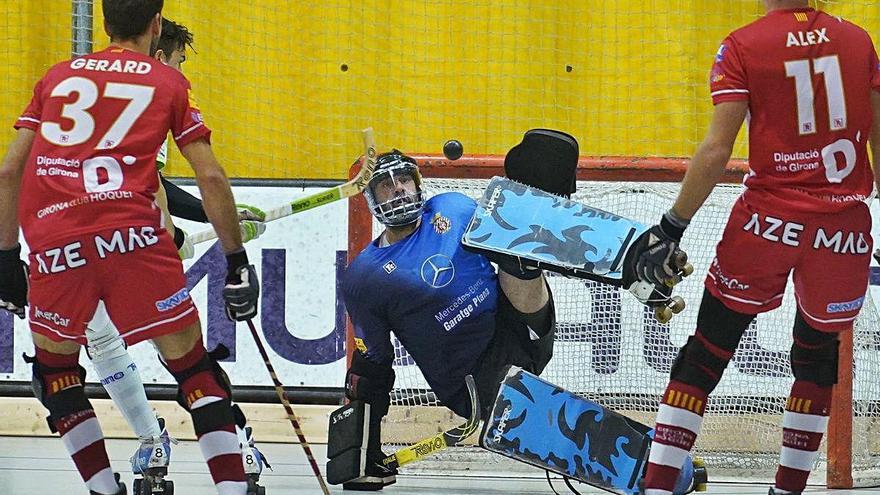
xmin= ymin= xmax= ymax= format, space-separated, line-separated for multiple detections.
xmin=87 ymin=323 xmax=160 ymax=439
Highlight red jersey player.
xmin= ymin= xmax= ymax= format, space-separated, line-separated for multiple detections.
xmin=630 ymin=1 xmax=880 ymax=494
xmin=0 ymin=2 xmax=258 ymax=494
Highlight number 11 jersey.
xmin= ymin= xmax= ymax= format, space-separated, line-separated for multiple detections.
xmin=709 ymin=7 xmax=880 ymax=214
xmin=14 ymin=46 xmax=210 ymax=250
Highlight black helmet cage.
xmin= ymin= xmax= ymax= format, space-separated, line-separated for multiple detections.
xmin=364 ymin=150 xmax=425 ymax=227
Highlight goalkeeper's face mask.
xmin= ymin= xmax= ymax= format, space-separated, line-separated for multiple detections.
xmin=365 ymin=154 xmax=425 ymax=227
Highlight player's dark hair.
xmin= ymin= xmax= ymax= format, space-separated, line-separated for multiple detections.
xmin=102 ymin=0 xmax=164 ymax=41
xmin=158 ymin=18 xmax=194 ymax=56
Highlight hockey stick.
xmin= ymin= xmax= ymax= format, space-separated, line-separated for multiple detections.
xmin=244 ymin=319 xmax=331 ymax=495
xmin=189 ymin=127 xmax=379 ymax=245
xmin=380 ymin=374 xmax=481 ymax=470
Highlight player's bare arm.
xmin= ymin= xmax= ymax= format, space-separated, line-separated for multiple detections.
xmin=671 ymin=100 xmax=749 ymax=221
xmin=870 ymin=91 xmax=880 ymax=193
xmin=180 ymin=138 xmax=243 ymax=253
xmin=0 ymin=129 xmax=34 ymax=319
xmin=629 ymin=101 xmax=748 ymax=288
xmin=0 ymin=129 xmax=35 ymax=249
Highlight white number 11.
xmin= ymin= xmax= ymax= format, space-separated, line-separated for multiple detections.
xmin=785 ymin=55 xmax=847 ymax=135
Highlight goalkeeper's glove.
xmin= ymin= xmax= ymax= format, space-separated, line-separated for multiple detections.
xmin=634 ymin=210 xmax=689 ymax=287
xmin=237 ymin=204 xmax=267 ymax=243
xmin=173 ymin=227 xmax=195 ymax=260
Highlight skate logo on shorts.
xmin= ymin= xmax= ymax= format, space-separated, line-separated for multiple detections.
xmin=155 ymin=287 xmax=191 ymax=312
xmin=33 ymin=306 xmax=71 ymax=327
xmin=492 ymin=405 xmax=513 ymax=444
xmin=827 ymin=296 xmax=864 ymax=314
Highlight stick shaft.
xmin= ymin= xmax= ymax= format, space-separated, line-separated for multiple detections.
xmin=246 ymin=319 xmax=330 ymax=494
xmin=191 ymin=128 xmax=378 ymax=246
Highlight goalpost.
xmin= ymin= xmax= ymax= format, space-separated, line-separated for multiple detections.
xmin=347 ymin=156 xmax=880 ymax=488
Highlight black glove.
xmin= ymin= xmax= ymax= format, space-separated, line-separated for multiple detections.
xmin=874 ymin=248 xmax=880 ymax=266
xmin=222 ymin=250 xmax=259 ymax=321
xmin=0 ymin=244 xmax=29 ymax=319
xmin=634 ymin=211 xmax=689 ymax=287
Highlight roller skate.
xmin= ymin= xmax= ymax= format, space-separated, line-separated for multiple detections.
xmin=91 ymin=472 xmax=127 ymax=494
xmin=130 ymin=417 xmax=176 ymax=495
xmin=625 ymin=248 xmax=693 ymax=323
xmin=638 ymin=455 xmax=708 ymax=494
xmin=240 ymin=426 xmax=271 ymax=495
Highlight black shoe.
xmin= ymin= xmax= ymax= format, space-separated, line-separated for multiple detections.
xmin=91 ymin=472 xmax=127 ymax=494
xmin=342 ymin=451 xmax=397 ymax=491
xmin=768 ymin=489 xmax=801 ymax=495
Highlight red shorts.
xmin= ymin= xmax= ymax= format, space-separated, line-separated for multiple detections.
xmin=27 ymin=225 xmax=199 ymax=346
xmin=705 ymin=197 xmax=872 ymax=332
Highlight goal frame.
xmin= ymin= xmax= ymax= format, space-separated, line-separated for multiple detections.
xmin=346 ymin=155 xmax=857 ymax=488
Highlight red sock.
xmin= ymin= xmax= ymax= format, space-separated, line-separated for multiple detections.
xmin=774 ymin=380 xmax=831 ymax=493
xmin=643 ymin=380 xmax=708 ymax=495
xmin=165 ymin=339 xmax=246 ymax=493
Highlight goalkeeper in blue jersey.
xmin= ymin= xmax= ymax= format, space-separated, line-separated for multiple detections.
xmin=339 ymin=148 xmax=558 ymax=490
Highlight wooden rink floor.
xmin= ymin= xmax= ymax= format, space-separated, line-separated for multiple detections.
xmin=0 ymin=437 xmax=878 ymax=495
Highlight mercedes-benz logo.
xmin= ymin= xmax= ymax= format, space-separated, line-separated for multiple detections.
xmin=420 ymin=254 xmax=455 ymax=288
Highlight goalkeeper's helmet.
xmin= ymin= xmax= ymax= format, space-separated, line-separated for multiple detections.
xmin=364 ymin=150 xmax=425 ymax=227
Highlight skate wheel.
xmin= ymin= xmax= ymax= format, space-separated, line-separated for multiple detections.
xmin=681 ymin=263 xmax=694 ymax=277
xmin=164 ymin=480 xmax=174 ymax=495
xmin=673 ymin=250 xmax=689 ymax=268
xmin=655 ymin=306 xmax=673 ymax=324
xmin=669 ymin=296 xmax=686 ymax=314
xmin=692 ymin=456 xmax=708 ymax=492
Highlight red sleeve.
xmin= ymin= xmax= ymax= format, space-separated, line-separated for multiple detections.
xmin=710 ymin=36 xmax=749 ymax=105
xmin=170 ymin=76 xmax=212 ymax=148
xmin=14 ymin=77 xmax=44 ymax=131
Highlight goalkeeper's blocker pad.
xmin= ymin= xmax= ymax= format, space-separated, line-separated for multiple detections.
xmin=326 ymin=400 xmax=371 ymax=485
xmin=462 ymin=176 xmax=647 ymax=285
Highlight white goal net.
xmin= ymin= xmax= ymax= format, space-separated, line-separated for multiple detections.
xmin=370 ymin=176 xmax=880 ymax=485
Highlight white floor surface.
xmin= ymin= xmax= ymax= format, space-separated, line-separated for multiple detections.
xmin=0 ymin=436 xmax=878 ymax=495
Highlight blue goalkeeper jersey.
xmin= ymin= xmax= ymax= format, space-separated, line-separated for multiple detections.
xmin=342 ymin=192 xmax=499 ymax=417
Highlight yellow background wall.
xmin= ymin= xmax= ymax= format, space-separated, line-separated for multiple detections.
xmin=2 ymin=1 xmax=879 ymax=179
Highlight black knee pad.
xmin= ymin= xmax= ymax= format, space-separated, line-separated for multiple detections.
xmin=791 ymin=313 xmax=839 ymax=386
xmin=669 ymin=336 xmax=730 ymax=395
xmin=162 ymin=344 xmax=233 ymax=412
xmin=190 ymin=397 xmax=237 ymax=437
xmin=346 ymin=351 xmax=395 ymax=419
xmin=670 ymin=291 xmax=754 ymax=395
xmin=24 ymin=353 xmax=92 ymax=433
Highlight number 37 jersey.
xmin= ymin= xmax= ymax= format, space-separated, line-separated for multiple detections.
xmin=14 ymin=46 xmax=211 ymax=250
xmin=710 ymin=8 xmax=880 ymax=214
